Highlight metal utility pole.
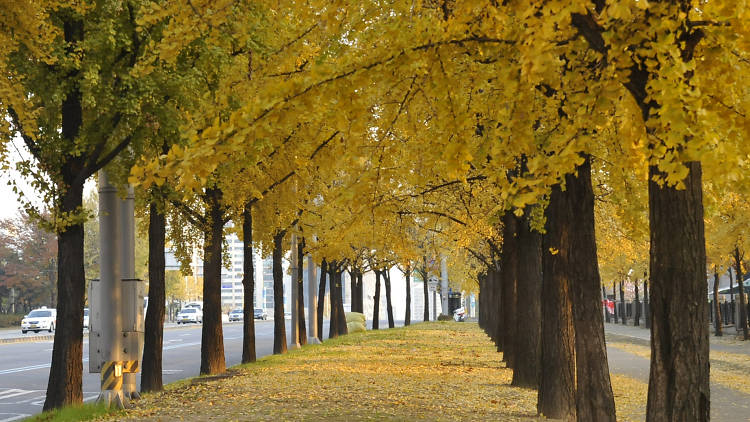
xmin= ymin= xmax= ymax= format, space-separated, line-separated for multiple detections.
xmin=440 ymin=256 xmax=449 ymax=316
xmin=307 ymin=256 xmax=320 ymax=344
xmin=92 ymin=170 xmax=124 ymax=407
xmin=289 ymin=234 xmax=300 ymax=349
xmin=90 ymin=171 xmax=144 ymax=408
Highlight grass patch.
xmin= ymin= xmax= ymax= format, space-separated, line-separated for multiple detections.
xmin=24 ymin=402 xmax=122 ymax=422
xmin=106 ymin=322 xmax=543 ymax=421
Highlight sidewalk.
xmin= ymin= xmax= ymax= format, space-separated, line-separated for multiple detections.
xmin=605 ymin=322 xmax=750 ymax=421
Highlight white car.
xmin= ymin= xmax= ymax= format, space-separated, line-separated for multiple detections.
xmin=177 ymin=307 xmax=202 ymax=324
xmin=229 ymin=309 xmax=244 ymax=322
xmin=21 ymin=307 xmax=57 ymax=334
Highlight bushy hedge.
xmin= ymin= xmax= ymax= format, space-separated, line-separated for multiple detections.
xmin=0 ymin=313 xmax=25 ymax=328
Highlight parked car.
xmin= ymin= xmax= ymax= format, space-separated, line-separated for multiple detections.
xmin=83 ymin=308 xmax=89 ymax=330
xmin=177 ymin=307 xmax=203 ymax=324
xmin=229 ymin=308 xmax=244 ymax=322
xmin=21 ymin=307 xmax=57 ymax=334
xmin=254 ymin=308 xmax=268 ymax=320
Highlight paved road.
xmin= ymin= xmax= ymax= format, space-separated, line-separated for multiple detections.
xmin=605 ymin=322 xmax=750 ymax=421
xmin=0 ymin=317 xmax=405 ymax=421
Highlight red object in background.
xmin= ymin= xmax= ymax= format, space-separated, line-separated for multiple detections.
xmin=602 ymin=299 xmax=615 ymax=314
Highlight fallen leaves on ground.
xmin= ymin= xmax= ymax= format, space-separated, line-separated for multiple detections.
xmin=104 ymin=323 xmax=543 ymax=421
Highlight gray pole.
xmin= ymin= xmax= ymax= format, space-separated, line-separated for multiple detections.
xmin=440 ymin=256 xmax=449 ymax=316
xmin=289 ymin=234 xmax=300 ymax=349
xmin=432 ymin=290 xmax=436 ymax=320
xmin=119 ymin=185 xmax=140 ymax=399
xmin=97 ymin=170 xmax=125 ymax=407
xmin=307 ymin=257 xmax=320 ymax=344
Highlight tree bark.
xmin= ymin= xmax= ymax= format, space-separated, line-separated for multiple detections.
xmin=500 ymin=210 xmax=518 ymax=367
xmin=644 ymin=278 xmax=650 ymax=329
xmin=512 ymin=212 xmax=542 ymax=389
xmin=384 ymin=269 xmax=395 ymax=328
xmin=44 ymin=181 xmax=85 ymax=410
xmin=734 ymin=248 xmax=748 ymax=340
xmin=317 ymin=259 xmax=327 ymax=341
xmin=555 ymin=157 xmax=616 ymax=421
xmin=537 ymin=221 xmax=576 ymax=420
xmin=422 ymin=259 xmax=430 ymax=322
xmin=612 ymin=281 xmax=618 ymax=324
xmin=646 ymin=162 xmax=709 ymax=421
xmin=373 ymin=270 xmax=381 ymax=329
xmin=272 ymin=231 xmax=287 ymax=354
xmin=328 ymin=263 xmax=339 ymax=338
xmin=43 ymin=18 xmax=85 ymax=412
xmin=334 ymin=270 xmax=347 ymax=335
xmin=620 ymin=281 xmax=626 ymax=325
xmin=297 ymin=238 xmax=306 ymax=345
xmin=200 ymin=186 xmax=226 ymax=375
xmin=729 ymin=267 xmax=735 ymax=324
xmin=241 ymin=203 xmax=256 ymax=363
xmin=713 ymin=269 xmax=722 ymax=337
xmin=141 ymin=200 xmax=166 ymax=391
xmin=634 ymin=281 xmax=641 ymax=326
xmin=405 ymin=268 xmax=411 ymax=326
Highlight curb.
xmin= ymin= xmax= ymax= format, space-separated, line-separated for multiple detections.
xmin=0 ymin=334 xmax=57 ymax=344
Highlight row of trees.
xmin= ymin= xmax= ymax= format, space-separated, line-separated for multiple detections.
xmin=1 ymin=1 xmax=748 ymax=420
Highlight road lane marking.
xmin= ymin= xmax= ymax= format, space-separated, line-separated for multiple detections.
xmin=163 ymin=341 xmax=202 ymax=351
xmin=0 ymin=389 xmax=37 ymax=401
xmin=0 ymin=413 xmax=30 ymax=422
xmin=162 ymin=369 xmax=183 ymax=374
xmin=0 ymin=357 xmax=88 ymax=375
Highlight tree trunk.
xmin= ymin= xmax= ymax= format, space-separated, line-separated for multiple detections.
xmin=713 ymin=269 xmax=722 ymax=337
xmin=729 ymin=267 xmax=735 ymax=325
xmin=44 ymin=182 xmax=85 ymax=410
xmin=612 ymin=281 xmax=618 ymax=324
xmin=43 ymin=18 xmax=85 ymax=411
xmin=620 ymin=281 xmax=626 ymax=325
xmin=512 ymin=212 xmax=542 ymax=389
xmin=241 ymin=203 xmax=256 ymax=363
xmin=634 ymin=281 xmax=641 ymax=326
xmin=734 ymin=248 xmax=748 ymax=340
xmin=334 ymin=270 xmax=347 ymax=335
xmin=272 ymin=231 xmax=287 ymax=354
xmin=350 ymin=270 xmax=358 ymax=313
xmin=554 ymin=157 xmax=616 ymax=421
xmin=500 ymin=210 xmax=518 ymax=367
xmin=422 ymin=260 xmax=429 ymax=322
xmin=200 ymin=187 xmax=226 ymax=375
xmin=646 ymin=162 xmax=709 ymax=421
xmin=384 ymin=269 xmax=395 ymax=328
xmin=405 ymin=268 xmax=411 ymax=326
xmin=297 ymin=238 xmax=306 ymax=345
xmin=644 ymin=278 xmax=650 ymax=329
xmin=537 ymin=182 xmax=577 ymax=421
xmin=141 ymin=200 xmax=166 ymax=392
xmin=328 ymin=263 xmax=339 ymax=338
xmin=373 ymin=270 xmax=381 ymax=329
xmin=317 ymin=259 xmax=327 ymax=341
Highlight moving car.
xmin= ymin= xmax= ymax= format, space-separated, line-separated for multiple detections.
xmin=83 ymin=308 xmax=89 ymax=330
xmin=254 ymin=308 xmax=268 ymax=320
xmin=21 ymin=307 xmax=57 ymax=334
xmin=229 ymin=308 xmax=244 ymax=322
xmin=177 ymin=307 xmax=203 ymax=324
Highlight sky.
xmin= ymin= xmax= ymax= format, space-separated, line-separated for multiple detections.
xmin=0 ymin=136 xmax=95 ymax=220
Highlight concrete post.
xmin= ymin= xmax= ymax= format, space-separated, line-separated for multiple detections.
xmin=289 ymin=234 xmax=300 ymax=349
xmin=307 ymin=257 xmax=320 ymax=344
xmin=97 ymin=170 xmax=125 ymax=407
xmin=440 ymin=256 xmax=449 ymax=316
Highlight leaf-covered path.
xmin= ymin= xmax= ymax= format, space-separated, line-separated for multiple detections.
xmin=108 ymin=322 xmax=542 ymax=421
